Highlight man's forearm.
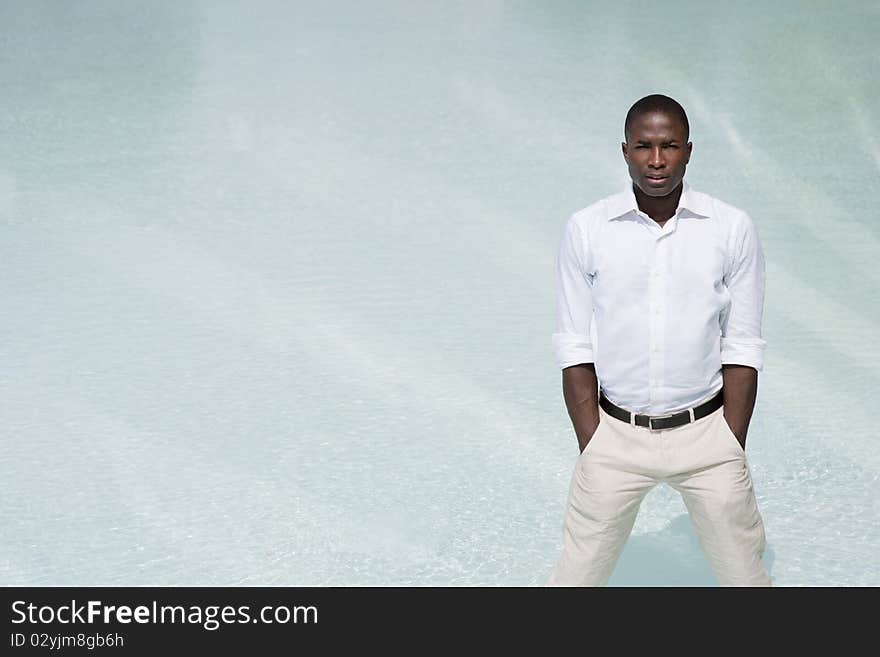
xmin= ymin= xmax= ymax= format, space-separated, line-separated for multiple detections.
xmin=721 ymin=364 xmax=758 ymax=449
xmin=562 ymin=364 xmax=600 ymax=453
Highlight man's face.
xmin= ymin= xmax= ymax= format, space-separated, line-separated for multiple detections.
xmin=622 ymin=111 xmax=692 ymax=197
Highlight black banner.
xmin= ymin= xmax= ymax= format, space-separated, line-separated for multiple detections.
xmin=0 ymin=586 xmax=862 ymax=653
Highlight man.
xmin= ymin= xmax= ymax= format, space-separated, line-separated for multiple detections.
xmin=546 ymin=94 xmax=770 ymax=586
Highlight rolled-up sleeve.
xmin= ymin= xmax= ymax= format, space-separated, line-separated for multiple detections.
xmin=720 ymin=211 xmax=767 ymax=371
xmin=552 ymin=217 xmax=595 ymax=369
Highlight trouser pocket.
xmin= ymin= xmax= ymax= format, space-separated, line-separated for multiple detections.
xmin=718 ymin=412 xmax=745 ymax=454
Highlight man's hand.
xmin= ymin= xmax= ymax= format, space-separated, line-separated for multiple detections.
xmin=721 ymin=364 xmax=758 ymax=450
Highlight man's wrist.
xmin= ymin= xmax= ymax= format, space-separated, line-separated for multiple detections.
xmin=722 ymin=411 xmax=748 ymax=447
xmin=577 ymin=421 xmax=601 ymax=453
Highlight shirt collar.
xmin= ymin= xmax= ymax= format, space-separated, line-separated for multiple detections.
xmin=606 ymin=179 xmax=711 ymax=220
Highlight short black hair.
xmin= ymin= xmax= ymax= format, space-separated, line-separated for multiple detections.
xmin=624 ymin=94 xmax=690 ymax=142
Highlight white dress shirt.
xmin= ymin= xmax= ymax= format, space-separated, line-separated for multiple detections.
xmin=553 ymin=179 xmax=766 ymax=415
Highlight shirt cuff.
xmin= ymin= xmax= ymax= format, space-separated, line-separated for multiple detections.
xmin=720 ymin=336 xmax=767 ymax=371
xmin=552 ymin=333 xmax=595 ymax=369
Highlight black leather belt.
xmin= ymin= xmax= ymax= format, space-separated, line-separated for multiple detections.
xmin=599 ymin=389 xmax=724 ymax=430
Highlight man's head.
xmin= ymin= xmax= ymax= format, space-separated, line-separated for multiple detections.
xmin=622 ymin=94 xmax=692 ymax=198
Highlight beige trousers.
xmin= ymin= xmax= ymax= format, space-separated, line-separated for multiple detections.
xmin=547 ymin=403 xmax=771 ymax=586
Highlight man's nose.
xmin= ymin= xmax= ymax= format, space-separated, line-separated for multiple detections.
xmin=648 ymin=147 xmax=665 ymax=168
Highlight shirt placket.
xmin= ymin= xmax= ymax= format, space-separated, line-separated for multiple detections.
xmin=648 ymin=237 xmax=665 ymax=411
xmin=648 ymin=216 xmax=678 ymax=412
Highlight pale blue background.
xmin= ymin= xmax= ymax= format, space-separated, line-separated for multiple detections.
xmin=1 ymin=0 xmax=877 ymax=585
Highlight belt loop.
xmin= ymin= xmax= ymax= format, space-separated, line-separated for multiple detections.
xmin=630 ymin=412 xmax=636 ymax=427
xmin=688 ymin=407 xmax=695 ymax=424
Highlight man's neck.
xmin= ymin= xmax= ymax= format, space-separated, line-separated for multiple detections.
xmin=632 ymin=181 xmax=683 ymax=225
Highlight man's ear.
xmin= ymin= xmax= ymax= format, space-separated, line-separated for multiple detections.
xmin=621 ymin=141 xmax=628 ymax=161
